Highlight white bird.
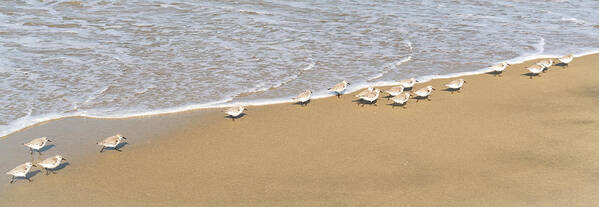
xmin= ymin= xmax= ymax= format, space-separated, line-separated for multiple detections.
xmin=389 ymin=92 xmax=410 ymax=108
xmin=398 ymin=78 xmax=417 ymax=89
xmin=6 ymin=162 xmax=35 ymax=183
xmin=356 ymin=88 xmax=381 ymax=106
xmin=558 ymin=54 xmax=574 ymax=66
xmin=489 ymin=62 xmax=509 ymax=77
xmin=38 ymin=155 xmax=67 ymax=175
xmin=223 ymin=106 xmax=247 ymax=120
xmin=536 ymin=59 xmax=554 ymax=72
xmin=328 ymin=80 xmax=350 ymax=97
xmin=384 ymin=86 xmax=405 ymax=97
xmin=355 ymin=87 xmax=374 ymax=98
xmin=445 ymin=79 xmax=466 ymax=94
xmin=97 ymin=134 xmax=127 ymax=153
xmin=292 ymin=90 xmax=312 ymax=106
xmin=412 ymin=86 xmax=435 ymax=102
xmin=526 ymin=64 xmax=545 ymax=79
xmin=24 ymin=137 xmax=52 ymax=155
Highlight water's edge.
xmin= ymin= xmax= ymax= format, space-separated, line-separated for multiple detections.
xmin=2 ymin=49 xmax=598 ymax=139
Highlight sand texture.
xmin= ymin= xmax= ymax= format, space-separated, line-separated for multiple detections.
xmin=1 ymin=54 xmax=599 ymax=206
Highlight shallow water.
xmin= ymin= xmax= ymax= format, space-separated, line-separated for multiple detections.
xmin=1 ymin=0 xmax=599 ymax=137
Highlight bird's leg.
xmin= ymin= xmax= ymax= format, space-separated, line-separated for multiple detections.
xmin=30 ymin=149 xmax=33 ymax=155
xmin=51 ymin=169 xmax=56 ymax=174
xmin=100 ymin=146 xmax=105 ymax=153
xmin=9 ymin=176 xmax=15 ymax=184
xmin=38 ymin=150 xmax=42 ymax=156
xmin=45 ymin=168 xmax=49 ymax=175
xmin=26 ymin=177 xmax=32 ymax=182
xmin=115 ymin=147 xmax=122 ymax=152
xmin=427 ymin=96 xmax=432 ymax=101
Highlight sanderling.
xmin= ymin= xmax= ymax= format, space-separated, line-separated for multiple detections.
xmin=97 ymin=134 xmax=127 ymax=153
xmin=445 ymin=79 xmax=466 ymax=94
xmin=557 ymin=54 xmax=574 ymax=67
xmin=223 ymin=105 xmax=247 ymax=121
xmin=536 ymin=59 xmax=554 ymax=72
xmin=384 ymin=86 xmax=405 ymax=97
xmin=328 ymin=80 xmax=350 ymax=98
xmin=292 ymin=90 xmax=312 ymax=106
xmin=489 ymin=62 xmax=509 ymax=77
xmin=6 ymin=162 xmax=36 ymax=183
xmin=412 ymin=86 xmax=435 ymax=102
xmin=24 ymin=137 xmax=51 ymax=155
xmin=356 ymin=88 xmax=381 ymax=106
xmin=526 ymin=64 xmax=545 ymax=79
xmin=355 ymin=87 xmax=374 ymax=98
xmin=398 ymin=78 xmax=417 ymax=89
xmin=389 ymin=92 xmax=411 ymax=108
xmin=38 ymin=155 xmax=67 ymax=175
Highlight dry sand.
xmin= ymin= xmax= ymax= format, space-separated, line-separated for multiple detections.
xmin=1 ymin=54 xmax=599 ymax=206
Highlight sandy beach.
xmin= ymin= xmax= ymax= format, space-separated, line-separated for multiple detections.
xmin=1 ymin=54 xmax=599 ymax=206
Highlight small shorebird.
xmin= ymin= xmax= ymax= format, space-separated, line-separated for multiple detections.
xmin=223 ymin=105 xmax=247 ymax=121
xmin=24 ymin=137 xmax=52 ymax=155
xmin=536 ymin=59 xmax=554 ymax=72
xmin=356 ymin=88 xmax=381 ymax=106
xmin=445 ymin=79 xmax=466 ymax=94
xmin=398 ymin=78 xmax=417 ymax=89
xmin=489 ymin=62 xmax=509 ymax=77
xmin=355 ymin=87 xmax=374 ymax=98
xmin=384 ymin=86 xmax=405 ymax=97
xmin=557 ymin=54 xmax=574 ymax=67
xmin=292 ymin=90 xmax=312 ymax=106
xmin=412 ymin=86 xmax=435 ymax=102
xmin=6 ymin=162 xmax=36 ymax=183
xmin=328 ymin=80 xmax=350 ymax=98
xmin=97 ymin=134 xmax=127 ymax=152
xmin=389 ymin=92 xmax=410 ymax=108
xmin=38 ymin=155 xmax=67 ymax=175
xmin=526 ymin=64 xmax=545 ymax=79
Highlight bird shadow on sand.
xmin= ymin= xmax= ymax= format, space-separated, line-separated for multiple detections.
xmin=382 ymin=94 xmax=394 ymax=99
xmin=413 ymin=96 xmax=432 ymax=102
xmin=555 ymin=63 xmax=568 ymax=68
xmin=386 ymin=102 xmax=407 ymax=109
xmin=293 ymin=100 xmax=311 ymax=106
xmin=442 ymin=88 xmax=462 ymax=94
xmin=521 ymin=73 xmax=541 ymax=79
xmin=486 ymin=71 xmax=503 ymax=77
xmin=38 ymin=144 xmax=55 ymax=153
xmin=224 ymin=113 xmax=247 ymax=121
xmin=54 ymin=162 xmax=70 ymax=171
xmin=352 ymin=99 xmax=378 ymax=107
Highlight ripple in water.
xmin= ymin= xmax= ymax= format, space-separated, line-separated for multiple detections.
xmin=1 ymin=0 xmax=599 ymax=137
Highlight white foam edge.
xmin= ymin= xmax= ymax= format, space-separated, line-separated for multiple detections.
xmin=2 ymin=49 xmax=599 ymax=138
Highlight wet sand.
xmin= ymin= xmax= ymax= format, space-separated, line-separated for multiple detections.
xmin=1 ymin=54 xmax=599 ymax=206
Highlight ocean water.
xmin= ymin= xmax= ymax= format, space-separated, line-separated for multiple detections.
xmin=1 ymin=0 xmax=599 ymax=137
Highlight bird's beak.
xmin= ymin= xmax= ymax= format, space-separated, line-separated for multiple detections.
xmin=62 ymin=158 xmax=67 ymax=161
xmin=32 ymin=164 xmax=38 ymax=167
xmin=432 ymin=88 xmax=436 ymax=90
xmin=347 ymin=82 xmax=351 ymax=85
xmin=244 ymin=108 xmax=249 ymax=111
xmin=48 ymin=139 xmax=52 ymax=142
xmin=122 ymin=137 xmax=127 ymax=140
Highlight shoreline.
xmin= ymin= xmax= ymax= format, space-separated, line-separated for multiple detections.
xmin=1 ymin=53 xmax=599 ymax=206
xmin=2 ymin=49 xmax=599 ymax=139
